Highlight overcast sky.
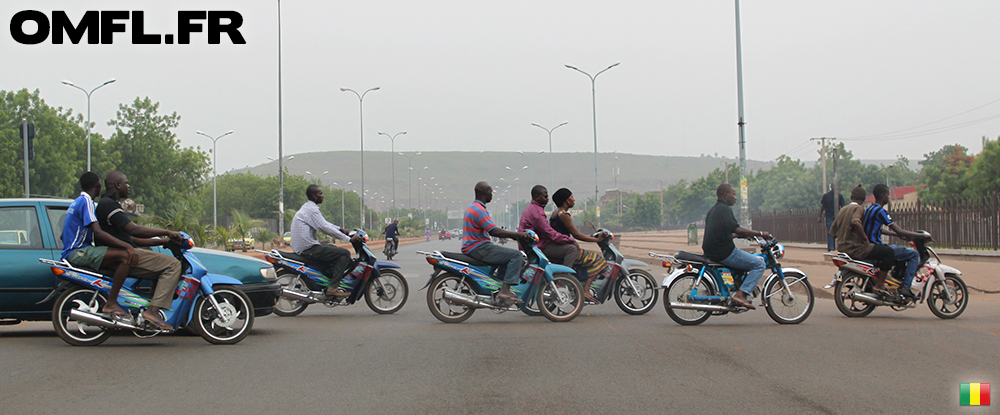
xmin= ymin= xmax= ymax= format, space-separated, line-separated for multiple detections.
xmin=4 ymin=1 xmax=999 ymax=174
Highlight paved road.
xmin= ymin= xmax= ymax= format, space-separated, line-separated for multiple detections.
xmin=1 ymin=239 xmax=997 ymax=414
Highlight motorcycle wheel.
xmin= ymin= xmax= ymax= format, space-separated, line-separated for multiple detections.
xmin=664 ymin=273 xmax=713 ymax=326
xmin=763 ymin=271 xmax=814 ymax=324
xmin=273 ymin=272 xmax=309 ymax=317
xmin=538 ymin=274 xmax=584 ymax=322
xmin=614 ymin=269 xmax=659 ymax=315
xmin=52 ymin=287 xmax=113 ymax=346
xmin=927 ymin=273 xmax=968 ymax=319
xmin=193 ymin=286 xmax=254 ymax=345
xmin=520 ymin=294 xmax=542 ymax=316
xmin=365 ymin=269 xmax=408 ymax=314
xmin=833 ymin=272 xmax=876 ymax=318
xmin=427 ymin=273 xmax=476 ymax=323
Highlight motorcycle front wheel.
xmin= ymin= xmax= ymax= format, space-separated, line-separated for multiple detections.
xmin=538 ymin=274 xmax=584 ymax=322
xmin=520 ymin=293 xmax=542 ymax=316
xmin=52 ymin=287 xmax=113 ymax=346
xmin=193 ymin=286 xmax=254 ymax=345
xmin=927 ymin=273 xmax=968 ymax=319
xmin=365 ymin=269 xmax=408 ymax=314
xmin=763 ymin=272 xmax=814 ymax=324
xmin=614 ymin=269 xmax=659 ymax=315
xmin=833 ymin=272 xmax=876 ymax=318
xmin=273 ymin=272 xmax=309 ymax=317
xmin=427 ymin=273 xmax=476 ymax=323
xmin=664 ymin=274 xmax=714 ymax=326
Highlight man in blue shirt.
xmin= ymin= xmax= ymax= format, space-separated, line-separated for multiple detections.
xmin=61 ymin=172 xmax=138 ymax=318
xmin=862 ymin=184 xmax=929 ymax=300
xmin=462 ymin=181 xmax=529 ymax=303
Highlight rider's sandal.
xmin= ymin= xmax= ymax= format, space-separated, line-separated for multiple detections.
xmin=146 ymin=320 xmax=172 ymax=331
xmin=497 ymin=292 xmax=524 ymax=304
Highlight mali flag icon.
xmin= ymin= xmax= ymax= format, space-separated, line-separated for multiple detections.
xmin=960 ymin=383 xmax=990 ymax=406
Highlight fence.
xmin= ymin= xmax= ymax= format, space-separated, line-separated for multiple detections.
xmin=751 ymin=194 xmax=1000 ymax=250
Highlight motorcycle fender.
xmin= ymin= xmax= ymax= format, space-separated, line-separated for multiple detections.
xmin=419 ymin=269 xmax=442 ymax=291
xmin=35 ymin=280 xmax=72 ymax=305
xmin=545 ymin=264 xmax=576 ymax=280
xmin=621 ymin=259 xmax=648 ymax=271
xmin=200 ymin=274 xmax=243 ymax=295
xmin=763 ymin=267 xmax=808 ymax=289
xmin=375 ymin=260 xmax=401 ymax=270
xmin=937 ymin=264 xmax=961 ymax=276
xmin=661 ymin=269 xmax=720 ymax=293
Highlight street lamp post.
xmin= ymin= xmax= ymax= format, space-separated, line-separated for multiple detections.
xmin=267 ymin=155 xmax=294 ymax=232
xmin=505 ymin=166 xmax=527 ymax=210
xmin=400 ymin=152 xmax=422 ymax=211
xmin=341 ymin=86 xmax=380 ymax=230
xmin=305 ymin=170 xmax=328 ymax=183
xmin=196 ymin=129 xmax=234 ymax=228
xmin=378 ymin=131 xmax=406 ymax=220
xmin=517 ymin=150 xmax=545 ymax=189
xmin=531 ymin=122 xmax=568 ymax=191
xmin=565 ymin=62 xmax=619 ymax=227
xmin=332 ymin=181 xmax=352 ymax=227
xmin=61 ymin=78 xmax=116 ymax=172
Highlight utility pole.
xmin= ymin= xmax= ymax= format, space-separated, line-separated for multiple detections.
xmin=832 ymin=148 xmax=839 ymax=213
xmin=811 ymin=137 xmax=836 ymax=193
xmin=22 ymin=119 xmax=30 ymax=198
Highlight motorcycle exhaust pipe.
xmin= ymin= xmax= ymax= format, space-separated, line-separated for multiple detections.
xmin=442 ymin=289 xmax=492 ymax=309
xmin=281 ymin=289 xmax=322 ymax=304
xmin=69 ymin=308 xmax=141 ymax=330
xmin=850 ymin=292 xmax=887 ymax=306
xmin=669 ymin=302 xmax=734 ymax=312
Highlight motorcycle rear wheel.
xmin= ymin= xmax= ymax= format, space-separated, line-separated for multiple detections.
xmin=538 ymin=274 xmax=584 ymax=322
xmin=927 ymin=274 xmax=968 ymax=319
xmin=52 ymin=287 xmax=113 ymax=346
xmin=614 ymin=269 xmax=659 ymax=315
xmin=365 ymin=269 xmax=408 ymax=314
xmin=833 ymin=272 xmax=876 ymax=318
xmin=427 ymin=273 xmax=476 ymax=323
xmin=273 ymin=272 xmax=309 ymax=317
xmin=193 ymin=286 xmax=254 ymax=345
xmin=664 ymin=274 xmax=713 ymax=326
xmin=763 ymin=272 xmax=814 ymax=324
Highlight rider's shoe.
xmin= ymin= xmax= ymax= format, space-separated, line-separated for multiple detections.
xmin=899 ymin=288 xmax=918 ymax=302
xmin=730 ymin=292 xmax=756 ymax=310
xmin=325 ymin=288 xmax=350 ymax=298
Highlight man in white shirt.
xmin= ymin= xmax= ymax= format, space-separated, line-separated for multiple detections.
xmin=291 ymin=185 xmax=361 ymax=297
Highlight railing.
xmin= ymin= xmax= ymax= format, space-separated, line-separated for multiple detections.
xmin=751 ymin=194 xmax=1000 ymax=250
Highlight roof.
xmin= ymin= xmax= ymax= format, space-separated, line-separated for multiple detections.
xmin=864 ymin=185 xmax=918 ymax=203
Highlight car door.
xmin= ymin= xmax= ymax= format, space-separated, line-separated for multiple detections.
xmin=0 ymin=202 xmax=58 ymax=317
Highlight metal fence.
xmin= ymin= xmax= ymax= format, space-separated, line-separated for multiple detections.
xmin=752 ymin=194 xmax=1000 ymax=250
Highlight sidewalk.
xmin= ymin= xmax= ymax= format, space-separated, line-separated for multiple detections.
xmin=610 ymin=230 xmax=1000 ymax=303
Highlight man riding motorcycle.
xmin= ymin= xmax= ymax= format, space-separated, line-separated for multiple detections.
xmin=291 ymin=185 xmax=363 ymax=298
xmin=862 ymin=184 xmax=930 ymax=301
xmin=382 ymin=219 xmax=400 ymax=253
xmin=702 ymin=184 xmax=770 ymax=309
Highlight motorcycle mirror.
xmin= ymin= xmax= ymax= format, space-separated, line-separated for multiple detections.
xmin=585 ymin=221 xmax=595 ymax=229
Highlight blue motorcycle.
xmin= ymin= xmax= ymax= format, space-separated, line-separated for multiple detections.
xmin=262 ymin=230 xmax=408 ymax=316
xmin=418 ymin=230 xmax=584 ymax=323
xmin=651 ymin=235 xmax=814 ymax=325
xmin=39 ymin=233 xmax=254 ymax=346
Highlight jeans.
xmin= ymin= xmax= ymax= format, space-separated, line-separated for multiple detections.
xmin=825 ymin=217 xmax=836 ymax=251
xmin=719 ymin=247 xmax=767 ymax=295
xmin=889 ymin=244 xmax=919 ymax=288
xmin=300 ymin=243 xmax=352 ymax=286
xmin=468 ymin=242 xmax=523 ymax=284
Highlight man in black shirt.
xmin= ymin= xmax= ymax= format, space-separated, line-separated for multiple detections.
xmin=95 ymin=171 xmax=182 ymax=330
xmin=702 ymin=184 xmax=770 ymax=309
xmin=818 ymin=184 xmax=846 ymax=251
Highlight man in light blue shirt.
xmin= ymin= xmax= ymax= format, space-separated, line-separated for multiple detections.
xmin=291 ymin=185 xmax=362 ymax=297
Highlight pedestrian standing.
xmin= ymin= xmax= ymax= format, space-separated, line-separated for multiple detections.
xmin=819 ymin=184 xmax=845 ymax=251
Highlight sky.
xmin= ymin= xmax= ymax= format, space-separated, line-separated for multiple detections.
xmin=4 ymin=1 xmax=999 ymax=174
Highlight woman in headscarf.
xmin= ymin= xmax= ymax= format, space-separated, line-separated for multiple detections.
xmin=549 ymin=188 xmax=610 ymax=302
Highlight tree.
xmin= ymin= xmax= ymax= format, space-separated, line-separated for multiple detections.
xmin=918 ymin=144 xmax=973 ymax=204
xmin=107 ymin=97 xmax=210 ymax=216
xmin=623 ymin=192 xmax=661 ymax=229
xmin=965 ymin=139 xmax=1000 ymax=197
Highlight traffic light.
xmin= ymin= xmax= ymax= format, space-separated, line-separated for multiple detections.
xmin=19 ymin=123 xmax=35 ymax=161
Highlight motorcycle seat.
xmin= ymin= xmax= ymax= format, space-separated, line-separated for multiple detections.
xmin=675 ymin=251 xmax=724 ymax=267
xmin=440 ymin=251 xmax=490 ymax=267
xmin=275 ymin=250 xmax=308 ymax=263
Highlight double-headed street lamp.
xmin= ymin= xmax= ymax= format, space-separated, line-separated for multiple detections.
xmin=565 ymin=62 xmax=620 ymax=226
xmin=341 ymin=87 xmax=380 ymax=230
xmin=306 ymin=170 xmax=328 ymax=183
xmin=400 ymin=153 xmax=422 ymax=210
xmin=378 ymin=131 xmax=407 ymax=220
xmin=61 ymin=78 xmax=116 ymax=172
xmin=505 ymin=166 xmax=528 ymax=206
xmin=531 ymin=122 xmax=568 ymax=192
xmin=196 ymin=129 xmax=234 ymax=228
xmin=517 ymin=150 xmax=545 ymax=189
xmin=331 ymin=181 xmax=352 ymax=227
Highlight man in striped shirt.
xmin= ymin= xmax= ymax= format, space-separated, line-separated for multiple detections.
xmin=292 ymin=185 xmax=362 ymax=297
xmin=862 ymin=184 xmax=929 ymax=300
xmin=463 ymin=181 xmax=530 ymax=303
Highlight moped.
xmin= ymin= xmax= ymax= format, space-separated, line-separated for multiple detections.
xmin=574 ymin=222 xmax=659 ymax=315
xmin=39 ymin=232 xmax=254 ymax=346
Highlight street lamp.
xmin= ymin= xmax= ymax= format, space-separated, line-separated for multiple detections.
xmin=531 ymin=122 xmax=568 ymax=192
xmin=268 ymin=155 xmax=294 ymax=231
xmin=378 ymin=131 xmax=406 ymax=220
xmin=517 ymin=150 xmax=545 ymax=189
xmin=505 ymin=166 xmax=528 ymax=208
xmin=565 ymin=62 xmax=620 ymax=227
xmin=61 ymin=78 xmax=116 ymax=171
xmin=196 ymin=129 xmax=234 ymax=228
xmin=400 ymin=152 xmax=422 ymax=212
xmin=305 ymin=170 xmax=328 ymax=183
xmin=341 ymin=86 xmax=380 ymax=230
xmin=332 ymin=181 xmax=352 ymax=227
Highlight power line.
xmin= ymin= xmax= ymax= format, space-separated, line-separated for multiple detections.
xmin=841 ymin=112 xmax=1000 ymax=142
xmin=841 ymin=96 xmax=1000 ymax=140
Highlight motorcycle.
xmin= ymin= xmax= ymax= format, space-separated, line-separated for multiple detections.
xmin=418 ymin=230 xmax=584 ymax=323
xmin=38 ymin=232 xmax=254 ymax=346
xmin=570 ymin=221 xmax=659 ymax=315
xmin=262 ymin=229 xmax=408 ymax=316
xmin=823 ymin=232 xmax=967 ymax=319
xmin=652 ymin=235 xmax=814 ymax=325
xmin=383 ymin=237 xmax=397 ymax=260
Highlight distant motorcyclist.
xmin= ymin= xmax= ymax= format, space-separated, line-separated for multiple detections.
xmin=382 ymin=219 xmax=399 ymax=253
xmin=829 ymin=185 xmax=895 ymax=291
xmin=702 ymin=184 xmax=768 ymax=309
xmin=862 ymin=184 xmax=929 ymax=300
xmin=291 ymin=185 xmax=363 ymax=298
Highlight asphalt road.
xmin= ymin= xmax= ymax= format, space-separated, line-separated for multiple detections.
xmin=1 ymin=238 xmax=997 ymax=415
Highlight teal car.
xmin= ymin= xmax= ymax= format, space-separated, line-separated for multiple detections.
xmin=0 ymin=198 xmax=280 ymax=324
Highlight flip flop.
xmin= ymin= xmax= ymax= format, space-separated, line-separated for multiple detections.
xmin=497 ymin=292 xmax=524 ymax=304
xmin=584 ymin=294 xmax=600 ymax=304
xmin=143 ymin=318 xmax=172 ymax=331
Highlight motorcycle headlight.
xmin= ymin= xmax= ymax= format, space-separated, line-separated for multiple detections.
xmin=772 ymin=244 xmax=785 ymax=259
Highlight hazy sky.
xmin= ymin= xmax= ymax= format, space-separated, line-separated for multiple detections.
xmin=4 ymin=1 xmax=999 ymax=174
